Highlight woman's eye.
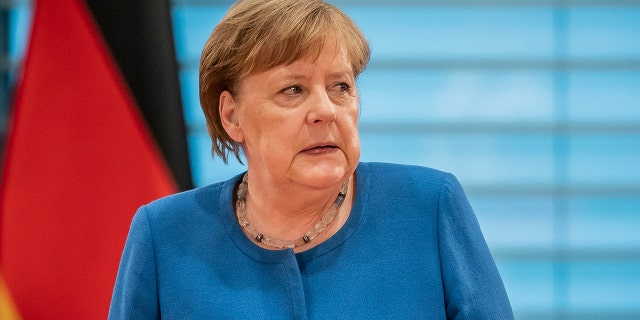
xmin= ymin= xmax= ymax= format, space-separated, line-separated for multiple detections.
xmin=333 ymin=83 xmax=351 ymax=93
xmin=280 ymin=85 xmax=303 ymax=95
xmin=336 ymin=83 xmax=351 ymax=92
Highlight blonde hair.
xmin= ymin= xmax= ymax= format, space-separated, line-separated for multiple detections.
xmin=199 ymin=0 xmax=370 ymax=163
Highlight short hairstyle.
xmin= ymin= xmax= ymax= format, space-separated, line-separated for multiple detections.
xmin=199 ymin=0 xmax=370 ymax=163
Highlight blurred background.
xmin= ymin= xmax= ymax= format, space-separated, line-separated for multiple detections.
xmin=1 ymin=0 xmax=639 ymax=319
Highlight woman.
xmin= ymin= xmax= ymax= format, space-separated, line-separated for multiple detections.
xmin=109 ymin=0 xmax=514 ymax=319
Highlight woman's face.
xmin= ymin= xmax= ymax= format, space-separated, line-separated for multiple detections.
xmin=220 ymin=39 xmax=360 ymax=190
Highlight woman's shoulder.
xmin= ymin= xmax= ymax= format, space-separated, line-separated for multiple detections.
xmin=359 ymin=162 xmax=453 ymax=185
xmin=138 ymin=173 xmax=243 ymax=224
xmin=357 ymin=162 xmax=462 ymax=202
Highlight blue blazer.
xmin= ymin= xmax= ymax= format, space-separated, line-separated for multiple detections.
xmin=109 ymin=162 xmax=513 ymax=319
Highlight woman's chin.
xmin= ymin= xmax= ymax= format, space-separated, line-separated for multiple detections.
xmin=289 ymin=162 xmax=353 ymax=190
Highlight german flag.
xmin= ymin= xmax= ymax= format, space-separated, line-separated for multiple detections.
xmin=0 ymin=0 xmax=191 ymax=318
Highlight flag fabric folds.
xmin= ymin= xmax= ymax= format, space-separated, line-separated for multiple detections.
xmin=85 ymin=0 xmax=193 ymax=191
xmin=0 ymin=0 xmax=186 ymax=318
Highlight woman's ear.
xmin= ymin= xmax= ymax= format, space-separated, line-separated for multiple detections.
xmin=219 ymin=90 xmax=244 ymax=142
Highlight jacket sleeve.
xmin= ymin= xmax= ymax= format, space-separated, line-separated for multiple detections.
xmin=437 ymin=173 xmax=514 ymax=320
xmin=108 ymin=206 xmax=160 ymax=320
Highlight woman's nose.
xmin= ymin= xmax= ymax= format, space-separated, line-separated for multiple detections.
xmin=306 ymin=89 xmax=336 ymax=125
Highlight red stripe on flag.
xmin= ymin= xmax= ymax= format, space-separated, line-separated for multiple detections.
xmin=0 ymin=0 xmax=178 ymax=318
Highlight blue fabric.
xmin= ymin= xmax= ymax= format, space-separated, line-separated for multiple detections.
xmin=109 ymin=162 xmax=513 ymax=319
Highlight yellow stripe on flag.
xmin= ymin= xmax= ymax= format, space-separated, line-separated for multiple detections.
xmin=0 ymin=273 xmax=22 ymax=320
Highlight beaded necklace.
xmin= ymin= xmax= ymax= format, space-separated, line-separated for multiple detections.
xmin=235 ymin=173 xmax=348 ymax=249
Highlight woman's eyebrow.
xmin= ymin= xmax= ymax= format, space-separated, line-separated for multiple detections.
xmin=328 ymin=70 xmax=354 ymax=80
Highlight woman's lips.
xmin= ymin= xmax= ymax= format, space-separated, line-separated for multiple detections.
xmin=301 ymin=145 xmax=338 ymax=155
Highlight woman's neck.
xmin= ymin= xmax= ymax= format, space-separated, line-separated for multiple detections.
xmin=239 ymin=173 xmax=355 ymax=252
